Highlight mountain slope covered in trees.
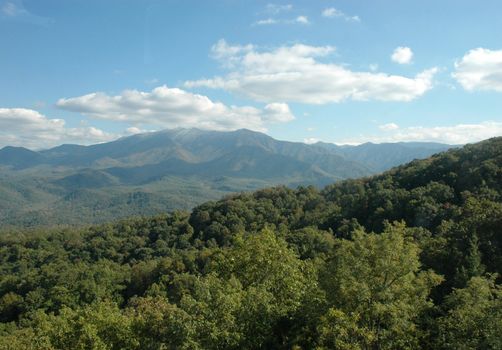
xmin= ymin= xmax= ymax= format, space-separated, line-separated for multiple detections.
xmin=0 ymin=128 xmax=451 ymax=227
xmin=0 ymin=137 xmax=500 ymax=349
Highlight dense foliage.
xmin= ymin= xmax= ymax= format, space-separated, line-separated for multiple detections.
xmin=0 ymin=137 xmax=500 ymax=349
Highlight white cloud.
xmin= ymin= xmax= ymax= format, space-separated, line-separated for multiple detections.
xmin=341 ymin=121 xmax=502 ymax=144
xmin=322 ymin=7 xmax=339 ymax=17
xmin=379 ymin=122 xmax=400 ymax=131
xmin=304 ymin=137 xmax=319 ymax=144
xmin=185 ymin=40 xmax=438 ymax=104
xmin=2 ymin=2 xmax=18 ymax=16
xmin=57 ymin=85 xmax=294 ymax=132
xmin=254 ymin=4 xmax=307 ymax=26
xmin=265 ymin=3 xmax=293 ymax=14
xmin=0 ymin=108 xmax=114 ymax=149
xmin=254 ymin=18 xmax=278 ymax=26
xmin=126 ymin=127 xmax=147 ymax=135
xmin=453 ymin=48 xmax=502 ymax=92
xmin=263 ymin=102 xmax=295 ymax=122
xmin=211 ymin=39 xmax=254 ymax=60
xmin=295 ymin=15 xmax=309 ymax=24
xmin=253 ymin=3 xmax=295 ymax=25
xmin=0 ymin=0 xmax=52 ymax=25
xmin=253 ymin=15 xmax=309 ymax=26
xmin=210 ymin=39 xmax=254 ymax=68
xmin=322 ymin=7 xmax=360 ymax=22
xmin=391 ymin=46 xmax=413 ymax=64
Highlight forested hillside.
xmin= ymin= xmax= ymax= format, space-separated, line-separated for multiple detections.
xmin=0 ymin=128 xmax=451 ymax=227
xmin=0 ymin=137 xmax=500 ymax=349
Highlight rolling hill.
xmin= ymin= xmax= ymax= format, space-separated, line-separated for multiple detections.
xmin=0 ymin=128 xmax=453 ymax=227
xmin=0 ymin=137 xmax=500 ymax=349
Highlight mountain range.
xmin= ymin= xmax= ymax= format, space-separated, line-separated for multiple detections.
xmin=0 ymin=128 xmax=453 ymax=227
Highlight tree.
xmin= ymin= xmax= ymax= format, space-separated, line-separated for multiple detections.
xmin=210 ymin=228 xmax=318 ymax=348
xmin=0 ymin=302 xmax=139 ymax=350
xmin=437 ymin=276 xmax=502 ymax=349
xmin=319 ymin=222 xmax=442 ymax=349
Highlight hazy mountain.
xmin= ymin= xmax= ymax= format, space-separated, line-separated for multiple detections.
xmin=316 ymin=141 xmax=453 ymax=172
xmin=0 ymin=128 xmax=454 ymax=227
xmin=0 ymin=146 xmax=45 ymax=169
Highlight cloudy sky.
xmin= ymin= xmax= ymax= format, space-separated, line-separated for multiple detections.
xmin=1 ymin=0 xmax=502 ymax=148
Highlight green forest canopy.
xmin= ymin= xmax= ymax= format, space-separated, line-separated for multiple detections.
xmin=0 ymin=137 xmax=501 ymax=349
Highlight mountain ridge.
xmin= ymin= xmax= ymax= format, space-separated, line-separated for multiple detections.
xmin=0 ymin=128 xmax=454 ymax=227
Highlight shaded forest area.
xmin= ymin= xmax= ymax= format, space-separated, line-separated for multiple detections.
xmin=0 ymin=137 xmax=501 ymax=349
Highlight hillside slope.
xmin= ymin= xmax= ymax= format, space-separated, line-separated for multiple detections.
xmin=0 ymin=137 xmax=500 ymax=349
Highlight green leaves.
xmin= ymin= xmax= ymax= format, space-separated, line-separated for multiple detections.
xmin=437 ymin=276 xmax=502 ymax=350
xmin=320 ymin=222 xmax=443 ymax=349
xmin=1 ymin=137 xmax=501 ymax=348
xmin=0 ymin=302 xmax=139 ymax=350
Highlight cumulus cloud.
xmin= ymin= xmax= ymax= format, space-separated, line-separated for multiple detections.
xmin=321 ymin=7 xmax=339 ymax=17
xmin=211 ymin=39 xmax=254 ymax=60
xmin=295 ymin=15 xmax=309 ymax=24
xmin=379 ymin=122 xmax=400 ymax=131
xmin=0 ymin=108 xmax=114 ymax=149
xmin=57 ymin=85 xmax=294 ymax=132
xmin=391 ymin=46 xmax=413 ymax=64
xmin=341 ymin=121 xmax=502 ymax=144
xmin=453 ymin=48 xmax=502 ymax=92
xmin=185 ymin=40 xmax=438 ymax=104
xmin=322 ymin=7 xmax=360 ymax=22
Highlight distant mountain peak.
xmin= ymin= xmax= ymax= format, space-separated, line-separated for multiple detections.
xmin=0 ymin=145 xmax=45 ymax=169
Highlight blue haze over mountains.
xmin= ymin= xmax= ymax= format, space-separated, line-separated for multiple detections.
xmin=0 ymin=128 xmax=452 ymax=227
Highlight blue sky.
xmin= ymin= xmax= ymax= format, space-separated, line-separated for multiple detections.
xmin=1 ymin=0 xmax=502 ymax=148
